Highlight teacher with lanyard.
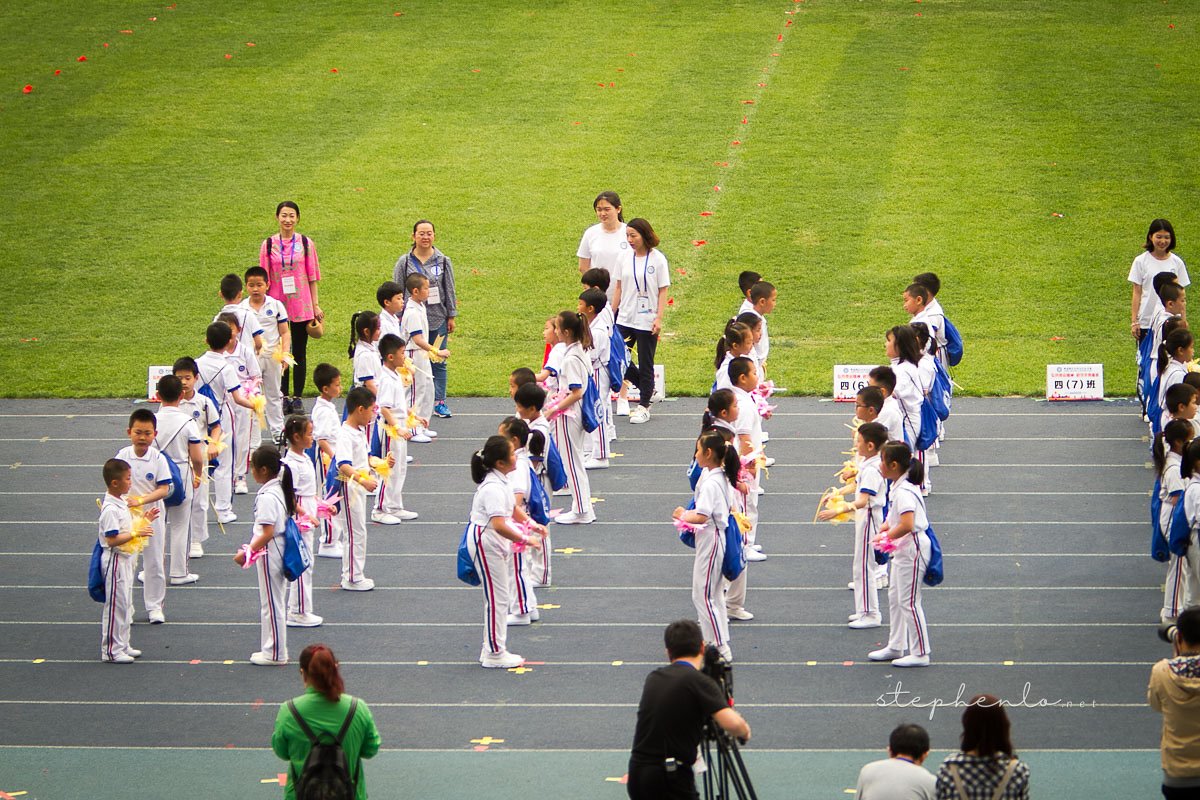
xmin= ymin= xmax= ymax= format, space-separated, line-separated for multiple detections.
xmin=393 ymin=219 xmax=458 ymax=419
xmin=260 ymin=201 xmax=324 ymax=415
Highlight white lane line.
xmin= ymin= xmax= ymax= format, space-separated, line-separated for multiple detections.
xmin=0 ymin=436 xmax=1143 ymax=443
xmin=0 ymin=551 xmax=1148 ymax=558
xmin=0 ymin=658 xmax=1156 ymax=667
xmin=0 ymin=744 xmax=1161 ymax=753
xmin=0 ymin=520 xmax=1144 ymax=526
xmin=0 ymin=490 xmax=1153 ymax=497
xmin=0 ymin=462 xmax=1150 ymax=468
xmin=0 ymin=621 xmax=1155 ymax=628
xmin=0 ymin=411 xmax=1141 ymax=418
xmin=0 ymin=699 xmax=1147 ymax=709
xmin=0 ymin=584 xmax=1159 ymax=592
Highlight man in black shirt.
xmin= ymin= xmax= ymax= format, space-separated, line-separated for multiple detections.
xmin=628 ymin=620 xmax=752 ymax=800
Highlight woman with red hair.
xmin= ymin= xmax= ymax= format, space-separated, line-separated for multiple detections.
xmin=272 ymin=644 xmax=381 ymax=799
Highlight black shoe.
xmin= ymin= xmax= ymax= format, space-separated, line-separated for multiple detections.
xmin=291 ymin=396 xmax=304 ymax=413
xmin=281 ymin=397 xmax=294 ymax=415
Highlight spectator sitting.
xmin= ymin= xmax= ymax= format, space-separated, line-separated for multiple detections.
xmin=1149 ymin=607 xmax=1200 ymax=799
xmin=856 ymin=723 xmax=936 ymax=799
xmin=272 ymin=644 xmax=381 ymax=799
xmin=934 ymin=695 xmax=1030 ymax=799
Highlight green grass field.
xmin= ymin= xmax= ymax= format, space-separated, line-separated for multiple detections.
xmin=1 ymin=0 xmax=1197 ymax=398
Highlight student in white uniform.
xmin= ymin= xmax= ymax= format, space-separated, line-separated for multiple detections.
xmin=1130 ymin=218 xmax=1189 ymax=343
xmin=174 ymin=356 xmax=222 ymax=558
xmin=913 ymin=272 xmax=949 ymax=363
xmin=98 ymin=458 xmax=155 ymax=663
xmin=1159 ymin=329 xmax=1195 ymax=433
xmin=348 ymin=311 xmax=381 ymax=458
xmin=905 ymin=284 xmax=944 ymax=361
xmin=869 ymin=442 xmax=934 ymax=668
xmin=466 ymin=435 xmax=546 ymax=668
xmin=550 ymin=311 xmax=596 ymax=525
xmin=581 ymin=268 xmax=619 ymax=443
xmin=115 ymin=411 xmax=174 ymax=626
xmin=233 ymin=446 xmax=297 ymax=665
xmin=217 ymin=312 xmax=262 ymax=496
xmin=310 ymin=364 xmax=344 ymax=558
xmin=886 ymin=326 xmax=925 ymax=453
xmin=499 ymin=417 xmax=540 ymax=625
xmin=579 ymin=287 xmax=613 ymax=469
xmin=196 ymin=322 xmax=258 ymax=525
xmin=674 ymin=430 xmax=740 ymax=662
xmin=514 ymin=381 xmax=555 ymax=586
xmin=612 ymin=218 xmax=670 ymax=424
xmin=713 ymin=321 xmax=756 ymax=392
xmin=910 ymin=322 xmax=937 ymax=494
xmin=868 ymin=367 xmax=906 ymax=443
xmin=1158 ymin=421 xmax=1194 ymax=623
xmin=576 ymin=190 xmax=628 ymax=304
xmin=373 ymin=334 xmax=418 ymax=524
xmin=820 ymin=422 xmax=888 ymax=628
xmin=402 ymin=274 xmax=450 ymax=442
xmin=216 ymin=273 xmax=264 ymax=358
xmin=1175 ymin=437 xmax=1200 ymax=617
xmin=282 ymin=416 xmax=323 ymax=628
xmin=152 ymin=378 xmax=206 ymax=622
xmin=376 ymin=281 xmax=405 ymax=340
xmin=241 ymin=266 xmax=290 ymax=445
xmin=738 ymin=280 xmax=776 ymax=374
xmin=336 ymin=387 xmax=383 ymax=591
xmin=725 ymin=359 xmax=763 ymax=622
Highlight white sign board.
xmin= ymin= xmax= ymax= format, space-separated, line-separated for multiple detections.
xmin=833 ymin=365 xmax=876 ymax=402
xmin=147 ymin=365 xmax=173 ymax=402
xmin=1046 ymin=363 xmax=1104 ymax=401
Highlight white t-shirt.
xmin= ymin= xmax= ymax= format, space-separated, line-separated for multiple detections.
xmin=153 ymin=406 xmax=203 ymax=466
xmin=577 ymin=222 xmax=629 ymax=302
xmin=312 ymin=397 xmax=340 ymax=444
xmin=379 ymin=308 xmax=403 ymax=341
xmin=544 ymin=343 xmax=566 ymax=394
xmin=227 ymin=341 xmax=261 ymax=385
xmin=1161 ymin=451 xmax=1186 ymax=536
xmin=216 ymin=304 xmax=263 ymax=354
xmin=283 ymin=448 xmax=317 ymax=502
xmin=376 ymin=367 xmax=408 ymax=413
xmin=510 ymin=449 xmax=532 ymax=505
xmin=402 ymin=300 xmax=431 ymax=366
xmin=470 ymin=470 xmax=515 ymax=528
xmin=334 ymin=422 xmax=369 ymax=472
xmin=1160 ymin=359 xmax=1190 ymax=431
xmin=195 ymin=351 xmax=242 ymax=417
xmin=910 ymin=307 xmax=945 ymax=355
xmin=890 ymin=360 xmax=924 ymax=443
xmin=856 ymin=757 xmax=936 ymax=800
xmin=252 ymin=478 xmax=288 ymax=541
xmin=1183 ymin=479 xmax=1200 ymax=535
xmin=588 ymin=309 xmax=613 ymax=368
xmin=693 ymin=467 xmax=732 ymax=529
xmin=916 ymin=354 xmax=936 ymax=395
xmin=1129 ymin=251 xmax=1190 ymax=328
xmin=855 ymin=453 xmax=886 ymax=540
xmin=616 ymin=249 xmax=670 ymax=330
xmin=738 ymin=299 xmax=769 ymax=363
xmin=887 ymin=478 xmax=929 ymax=532
xmin=240 ymin=297 xmax=288 ymax=348
xmin=180 ymin=391 xmax=221 ymax=434
xmin=558 ymin=343 xmax=590 ymax=419
xmin=352 ymin=341 xmax=380 ymax=389
xmin=877 ymin=396 xmax=905 ymax=442
xmin=115 ymin=445 xmax=172 ymax=511
xmin=98 ymin=494 xmax=133 ymax=547
xmin=731 ymin=386 xmax=763 ymax=449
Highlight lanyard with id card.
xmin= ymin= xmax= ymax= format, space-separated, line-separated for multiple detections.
xmin=279 ymin=234 xmax=299 ymax=296
xmin=632 ymin=252 xmax=654 ymax=317
xmin=410 ymin=252 xmax=442 ymax=305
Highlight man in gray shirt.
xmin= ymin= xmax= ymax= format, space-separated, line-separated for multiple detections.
xmin=856 ymin=723 xmax=936 ymax=800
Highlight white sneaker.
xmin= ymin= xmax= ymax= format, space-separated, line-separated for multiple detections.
xmin=148 ymin=609 xmax=165 ymax=624
xmin=650 ymin=391 xmax=664 ymax=404
xmin=761 ymin=431 xmax=770 ymax=443
xmin=616 ymin=398 xmax=631 ymax=416
xmin=137 ymin=570 xmax=146 ymax=584
xmin=744 ymin=548 xmax=767 ymax=562
xmin=189 ymin=542 xmax=204 ymax=558
xmin=868 ymin=647 xmax=903 ymax=662
xmin=847 ymin=581 xmax=856 ymax=591
xmin=727 ymin=608 xmax=755 ymax=621
xmin=506 ymin=613 xmax=535 ymax=626
xmin=848 ymin=615 xmax=882 ymax=629
xmin=553 ymin=487 xmax=571 ymax=496
xmin=169 ymin=573 xmax=199 ymax=586
xmin=103 ymin=653 xmax=135 ymax=664
xmin=318 ymin=545 xmax=344 ymax=559
xmin=406 ymin=454 xmax=414 ymax=463
xmin=927 ymin=451 xmax=940 ymax=467
xmin=717 ymin=645 xmax=733 ymax=663
xmin=480 ymin=651 xmax=525 ymax=669
xmin=372 ymin=512 xmax=403 ymax=525
xmin=424 ymin=428 xmax=438 ymax=438
xmin=125 ymin=648 xmax=142 ymax=658
xmin=554 ymin=510 xmax=595 ymax=525
xmin=287 ymin=612 xmax=324 ymax=628
xmin=754 ymin=486 xmax=765 ymax=495
xmin=340 ymin=578 xmax=375 ymax=591
xmin=583 ymin=458 xmax=609 ymax=470
xmin=763 ymin=456 xmax=776 ymax=467
xmin=217 ymin=511 xmax=237 ymax=524
xmin=234 ymin=480 xmax=248 ymax=495
xmin=749 ymin=544 xmax=762 ymax=552
xmin=893 ymin=654 xmax=931 ymax=668
xmin=409 ymin=433 xmax=432 ymax=444
xmin=849 ymin=612 xmax=862 ymax=621
xmin=875 ymin=573 xmax=890 ymax=589
xmin=394 ymin=509 xmax=419 ymax=521
xmin=250 ymin=651 xmax=288 ymax=666
xmin=629 ymin=406 xmax=650 ymax=424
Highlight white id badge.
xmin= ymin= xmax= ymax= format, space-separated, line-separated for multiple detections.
xmin=281 ymin=275 xmax=297 ymax=295
xmin=426 ymin=284 xmax=441 ymax=305
xmin=636 ymin=294 xmax=653 ymax=316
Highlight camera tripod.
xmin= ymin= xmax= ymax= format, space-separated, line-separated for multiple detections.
xmin=698 ymin=719 xmax=757 ymax=800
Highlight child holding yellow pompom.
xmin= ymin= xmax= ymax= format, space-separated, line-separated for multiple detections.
xmin=819 ymin=422 xmax=888 ymax=629
xmin=98 ymin=458 xmax=156 ymax=663
xmin=372 ymin=334 xmax=419 ymax=525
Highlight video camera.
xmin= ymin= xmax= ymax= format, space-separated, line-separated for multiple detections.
xmin=1159 ymin=622 xmax=1181 ymax=646
xmin=702 ymin=644 xmax=733 ymax=700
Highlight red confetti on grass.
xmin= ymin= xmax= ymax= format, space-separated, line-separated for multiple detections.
xmin=77 ymin=55 xmax=88 ymax=62
xmin=1050 ymin=336 xmax=1065 ymax=341
xmin=54 ymin=69 xmax=61 ymax=75
xmin=770 ymin=52 xmax=780 ymax=57
xmin=692 ymin=240 xmax=707 ymax=247
xmin=224 ymin=53 xmax=232 ymax=59
xmin=1168 ymin=23 xmax=1175 ymax=29
xmin=148 ymin=16 xmax=157 ymax=21
xmin=714 ymin=161 xmax=729 ymax=167
xmin=777 ymin=34 xmax=783 ymax=41
xmin=627 ymin=52 xmax=637 ymax=56
xmin=22 ymin=84 xmax=33 ymax=94
xmin=741 ymin=117 xmax=748 ymax=124
xmin=757 ymin=82 xmax=766 ymax=87
xmin=667 ymin=297 xmax=676 ymax=307
xmin=731 ymin=140 xmax=742 ymax=145
xmin=245 ymin=41 xmax=256 ymax=46
xmin=677 ymin=269 xmax=688 ymax=276
xmin=354 ymin=187 xmax=364 ymax=192
xmin=699 ymin=211 xmax=713 ymax=217
xmin=1051 ymin=212 xmax=1065 ymax=218
xmin=785 ymin=19 xmax=794 ymax=26
xmin=608 ymin=82 xmax=615 ymax=87
xmin=471 ymin=68 xmax=481 ymax=72
xmin=616 ymin=68 xmax=624 ymax=72
xmin=742 ymin=99 xmax=755 ymax=104
xmin=394 ymin=11 xmax=404 ymax=16
xmin=120 ymin=29 xmax=133 ymax=34
xmin=572 ymin=121 xmax=581 ymax=125
xmin=915 ymin=12 xmax=923 ymax=16
xmin=899 ymin=67 xmax=910 ymax=71
xmin=102 ymin=42 xmax=110 ymax=48
xmin=330 ymin=68 xmax=339 ymax=73
xmin=596 ymin=82 xmax=605 ymax=87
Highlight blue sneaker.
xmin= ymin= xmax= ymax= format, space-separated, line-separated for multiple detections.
xmin=434 ymin=401 xmax=452 ymax=419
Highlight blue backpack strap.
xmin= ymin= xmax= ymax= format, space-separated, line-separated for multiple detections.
xmin=457 ymin=523 xmax=482 ymax=585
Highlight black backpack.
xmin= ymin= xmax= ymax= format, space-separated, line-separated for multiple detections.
xmin=287 ymin=697 xmax=359 ymax=800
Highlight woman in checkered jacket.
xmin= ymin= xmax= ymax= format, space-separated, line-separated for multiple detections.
xmin=935 ymin=695 xmax=1030 ymax=799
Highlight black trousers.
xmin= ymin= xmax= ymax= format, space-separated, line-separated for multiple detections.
xmin=627 ymin=760 xmax=698 ymax=800
xmin=281 ymin=320 xmax=309 ymax=397
xmin=617 ymin=324 xmax=658 ymax=409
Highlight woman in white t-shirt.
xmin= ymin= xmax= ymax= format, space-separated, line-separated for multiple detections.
xmin=611 ymin=218 xmax=670 ymax=425
xmin=577 ymin=192 xmax=628 ymax=302
xmin=1130 ymin=218 xmax=1189 ymax=341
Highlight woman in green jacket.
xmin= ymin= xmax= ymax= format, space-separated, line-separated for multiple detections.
xmin=272 ymin=644 xmax=381 ymax=799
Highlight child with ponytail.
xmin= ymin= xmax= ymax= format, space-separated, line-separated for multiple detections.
xmin=673 ymin=430 xmax=742 ymax=662
xmin=281 ymin=416 xmax=322 ymax=628
xmin=233 ymin=445 xmax=299 ymax=666
xmin=499 ymin=417 xmax=540 ymax=626
xmin=1161 ymin=424 xmax=1197 ymax=623
xmin=1158 ymin=329 xmax=1195 ymax=433
xmin=549 ymin=310 xmax=596 ymax=525
xmin=467 ymin=435 xmax=547 ymax=668
xmin=869 ymin=442 xmax=933 ymax=668
xmin=714 ymin=321 xmax=756 ymax=392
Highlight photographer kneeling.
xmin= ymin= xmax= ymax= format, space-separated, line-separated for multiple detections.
xmin=628 ymin=620 xmax=751 ymax=800
xmin=1149 ymin=607 xmax=1200 ymax=799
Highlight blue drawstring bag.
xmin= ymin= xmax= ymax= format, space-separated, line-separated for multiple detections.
xmin=527 ymin=466 xmax=551 ymax=525
xmin=1150 ymin=478 xmax=1170 ymax=562
xmin=88 ymin=541 xmax=106 ymax=602
xmin=929 ymin=359 xmax=953 ymax=422
xmin=722 ymin=514 xmax=746 ymax=581
xmin=580 ymin=375 xmax=601 ymax=433
xmin=943 ymin=317 xmax=963 ymax=367
xmin=457 ymin=524 xmax=481 ymax=586
xmin=546 ymin=438 xmax=568 ymax=491
xmin=1168 ymin=489 xmax=1193 ymax=558
xmin=281 ymin=517 xmax=313 ymax=582
xmin=915 ymin=402 xmax=939 ymax=451
xmin=923 ymin=525 xmax=944 ymax=587
xmin=607 ymin=327 xmax=629 ymax=389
